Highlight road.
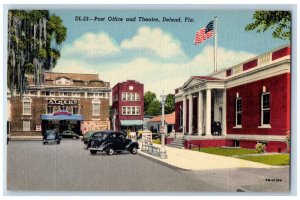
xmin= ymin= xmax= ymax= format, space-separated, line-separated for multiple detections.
xmin=6 ymin=140 xmax=289 ymax=192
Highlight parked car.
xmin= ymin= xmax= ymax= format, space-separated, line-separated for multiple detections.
xmin=60 ymin=130 xmax=80 ymax=140
xmin=86 ymin=131 xmax=109 ymax=149
xmin=43 ymin=130 xmax=61 ymax=145
xmin=88 ymin=131 xmax=139 ymax=155
xmin=82 ymin=130 xmax=96 ymax=144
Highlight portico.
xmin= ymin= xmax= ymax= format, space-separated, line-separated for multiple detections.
xmin=176 ymin=76 xmax=226 ymax=136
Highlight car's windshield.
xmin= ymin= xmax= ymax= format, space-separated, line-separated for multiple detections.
xmin=84 ymin=131 xmax=94 ymax=138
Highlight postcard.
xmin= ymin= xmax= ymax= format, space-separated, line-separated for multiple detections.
xmin=5 ymin=7 xmax=292 ymax=193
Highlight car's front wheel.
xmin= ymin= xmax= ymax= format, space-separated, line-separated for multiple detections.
xmin=57 ymin=141 xmax=60 ymax=144
xmin=73 ymin=136 xmax=77 ymax=140
xmin=90 ymin=150 xmax=97 ymax=155
xmin=106 ymin=147 xmax=115 ymax=155
xmin=130 ymin=146 xmax=138 ymax=154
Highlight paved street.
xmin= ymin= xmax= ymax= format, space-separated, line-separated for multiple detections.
xmin=6 ymin=140 xmax=289 ymax=192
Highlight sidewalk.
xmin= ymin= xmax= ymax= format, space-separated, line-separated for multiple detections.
xmin=138 ymin=143 xmax=279 ymax=171
xmin=9 ymin=136 xmax=43 ymax=141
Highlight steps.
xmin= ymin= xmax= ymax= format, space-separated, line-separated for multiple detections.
xmin=167 ymin=137 xmax=185 ymax=149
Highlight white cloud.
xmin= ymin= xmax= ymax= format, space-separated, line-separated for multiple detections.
xmin=120 ymin=26 xmax=185 ymax=59
xmin=54 ymin=44 xmax=255 ymax=98
xmin=61 ymin=32 xmax=119 ymax=59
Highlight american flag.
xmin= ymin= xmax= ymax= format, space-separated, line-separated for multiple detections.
xmin=194 ymin=20 xmax=214 ymax=45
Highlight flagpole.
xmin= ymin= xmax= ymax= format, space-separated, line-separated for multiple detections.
xmin=214 ymin=16 xmax=218 ymax=72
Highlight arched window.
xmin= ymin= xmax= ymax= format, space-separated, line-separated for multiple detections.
xmin=22 ymin=97 xmax=32 ymax=115
xmin=92 ymin=99 xmax=100 ymax=116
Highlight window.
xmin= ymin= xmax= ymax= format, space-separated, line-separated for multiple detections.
xmin=235 ymin=98 xmax=242 ymax=126
xmin=73 ymin=107 xmax=79 ymax=114
xmin=126 ymin=93 xmax=130 ymax=101
xmin=47 ymin=106 xmax=53 ymax=114
xmin=60 ymin=105 xmax=67 ymax=111
xmin=122 ymin=93 xmax=126 ymax=101
xmin=22 ymin=97 xmax=32 ymax=115
xmin=23 ymin=121 xmax=30 ymax=131
xmin=136 ymin=107 xmax=141 ymax=115
xmin=261 ymin=93 xmax=270 ymax=125
xmin=127 ymin=106 xmax=131 ymax=115
xmin=132 ymin=93 xmax=136 ymax=101
xmin=136 ymin=93 xmax=140 ymax=101
xmin=122 ymin=107 xmax=126 ymax=115
xmin=132 ymin=107 xmax=136 ymax=115
xmin=73 ymin=92 xmax=81 ymax=97
xmin=92 ymin=99 xmax=100 ymax=116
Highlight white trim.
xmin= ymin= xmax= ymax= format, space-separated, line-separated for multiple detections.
xmin=235 ymin=97 xmax=242 ymax=126
xmin=92 ymin=99 xmax=101 ymax=116
xmin=261 ymin=92 xmax=270 ymax=126
xmin=258 ymin=125 xmax=272 ymax=129
xmin=23 ymin=120 xmax=30 ymax=131
xmin=225 ymin=60 xmax=290 ymax=89
xmin=22 ymin=97 xmax=32 ymax=115
xmin=233 ymin=125 xmax=242 ymax=129
xmin=226 ymin=134 xmax=285 ymax=142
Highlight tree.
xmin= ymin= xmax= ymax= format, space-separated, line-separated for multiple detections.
xmin=7 ymin=10 xmax=67 ymax=96
xmin=245 ymin=11 xmax=291 ymax=40
xmin=146 ymin=100 xmax=161 ymax=116
xmin=165 ymin=94 xmax=175 ymax=114
xmin=144 ymin=91 xmax=156 ymax=115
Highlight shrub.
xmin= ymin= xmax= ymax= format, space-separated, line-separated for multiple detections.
xmin=255 ymin=143 xmax=266 ymax=153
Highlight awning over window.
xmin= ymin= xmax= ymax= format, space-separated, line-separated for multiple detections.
xmin=41 ymin=114 xmax=84 ymax=121
xmin=120 ymin=120 xmax=144 ymax=126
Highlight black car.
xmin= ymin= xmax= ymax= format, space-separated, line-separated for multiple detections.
xmin=85 ymin=131 xmax=108 ymax=149
xmin=60 ymin=130 xmax=80 ymax=140
xmin=88 ymin=131 xmax=139 ymax=155
xmin=43 ymin=130 xmax=61 ymax=145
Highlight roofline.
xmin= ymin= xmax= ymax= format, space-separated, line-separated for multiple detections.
xmin=207 ymin=43 xmax=290 ymax=77
xmin=46 ymin=71 xmax=100 ymax=76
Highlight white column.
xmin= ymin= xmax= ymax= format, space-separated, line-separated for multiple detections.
xmin=206 ymin=89 xmax=211 ymax=136
xmin=198 ymin=91 xmax=203 ymax=135
xmin=222 ymin=90 xmax=227 ymax=135
xmin=188 ymin=94 xmax=193 ymax=134
xmin=182 ymin=96 xmax=187 ymax=134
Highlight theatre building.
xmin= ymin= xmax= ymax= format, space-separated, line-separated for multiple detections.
xmin=172 ymin=45 xmax=291 ymax=152
xmin=112 ymin=80 xmax=144 ymax=132
xmin=9 ymin=72 xmax=111 ymax=136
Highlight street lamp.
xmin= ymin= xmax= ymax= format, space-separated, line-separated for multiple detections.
xmin=160 ymin=92 xmax=167 ymax=159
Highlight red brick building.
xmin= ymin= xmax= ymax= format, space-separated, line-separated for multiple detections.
xmin=8 ymin=72 xmax=111 ymax=136
xmin=112 ymin=80 xmax=144 ymax=132
xmin=172 ymin=45 xmax=291 ymax=152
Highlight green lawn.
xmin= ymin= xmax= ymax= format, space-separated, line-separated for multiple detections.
xmin=239 ymin=154 xmax=290 ymax=166
xmin=193 ymin=147 xmax=257 ymax=156
xmin=192 ymin=147 xmax=290 ymax=166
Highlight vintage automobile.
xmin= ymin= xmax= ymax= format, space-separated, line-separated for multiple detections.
xmin=85 ymin=131 xmax=108 ymax=149
xmin=88 ymin=131 xmax=139 ymax=155
xmin=43 ymin=130 xmax=61 ymax=145
xmin=82 ymin=130 xmax=98 ymax=144
xmin=60 ymin=130 xmax=80 ymax=140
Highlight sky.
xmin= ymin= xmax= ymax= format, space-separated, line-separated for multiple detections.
xmin=50 ymin=9 xmax=289 ymax=97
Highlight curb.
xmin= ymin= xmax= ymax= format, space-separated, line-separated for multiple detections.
xmin=138 ymin=151 xmax=190 ymax=171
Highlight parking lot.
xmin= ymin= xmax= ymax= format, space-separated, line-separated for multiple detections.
xmin=6 ymin=140 xmax=220 ymax=192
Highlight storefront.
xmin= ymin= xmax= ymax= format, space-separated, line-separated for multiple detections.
xmin=120 ymin=120 xmax=144 ymax=132
xmin=41 ymin=110 xmax=84 ymax=135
